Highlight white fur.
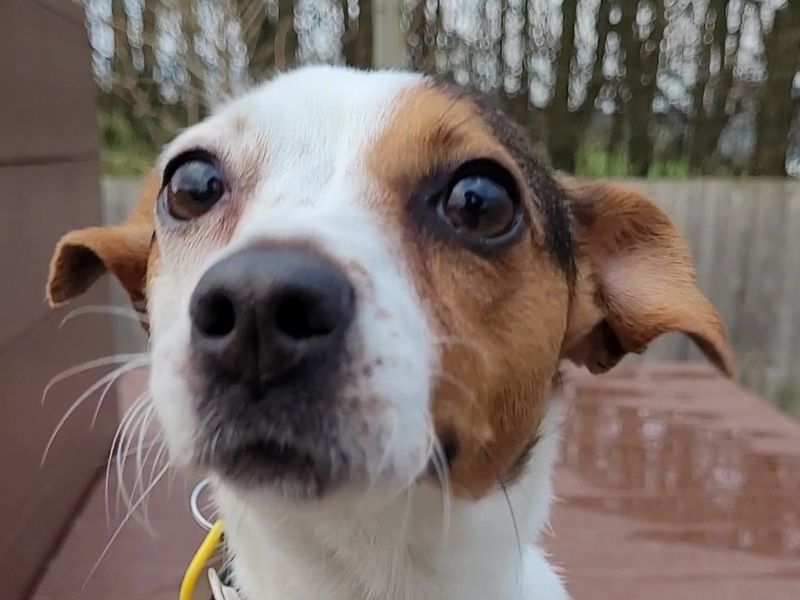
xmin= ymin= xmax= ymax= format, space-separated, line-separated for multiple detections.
xmin=215 ymin=402 xmax=567 ymax=600
xmin=147 ymin=66 xmax=568 ymax=599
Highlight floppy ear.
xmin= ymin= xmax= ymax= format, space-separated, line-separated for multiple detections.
xmin=559 ymin=178 xmax=735 ymax=377
xmin=47 ymin=224 xmax=153 ymax=307
xmin=46 ymin=170 xmax=160 ymax=310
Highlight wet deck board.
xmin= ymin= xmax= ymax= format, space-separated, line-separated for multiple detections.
xmin=32 ymin=362 xmax=800 ymax=599
xmin=547 ymin=361 xmax=800 ymax=599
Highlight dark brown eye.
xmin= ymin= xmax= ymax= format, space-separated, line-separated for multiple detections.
xmin=413 ymin=159 xmax=524 ymax=253
xmin=439 ymin=175 xmax=516 ymax=238
xmin=163 ymin=158 xmax=225 ymax=221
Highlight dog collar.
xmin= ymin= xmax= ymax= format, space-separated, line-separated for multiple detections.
xmin=179 ymin=479 xmax=238 ymax=600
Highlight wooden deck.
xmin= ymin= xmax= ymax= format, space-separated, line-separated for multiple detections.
xmin=31 ymin=362 xmax=800 ymax=600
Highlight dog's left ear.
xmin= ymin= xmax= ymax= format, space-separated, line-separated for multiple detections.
xmin=46 ymin=170 xmax=160 ymax=310
xmin=46 ymin=223 xmax=153 ymax=307
xmin=560 ymin=178 xmax=735 ymax=377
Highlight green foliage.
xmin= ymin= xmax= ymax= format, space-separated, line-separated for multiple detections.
xmin=90 ymin=0 xmax=800 ymax=178
xmin=576 ymin=148 xmax=632 ymax=178
xmin=100 ymin=110 xmax=159 ymax=176
xmin=776 ymin=385 xmax=800 ymax=416
xmin=575 ymin=147 xmax=691 ymax=179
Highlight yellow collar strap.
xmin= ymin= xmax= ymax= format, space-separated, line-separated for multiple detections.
xmin=182 ymin=479 xmax=227 ymax=600
xmin=179 ymin=519 xmax=225 ymax=600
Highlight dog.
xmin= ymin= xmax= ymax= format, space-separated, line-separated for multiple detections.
xmin=46 ymin=66 xmax=734 ymax=600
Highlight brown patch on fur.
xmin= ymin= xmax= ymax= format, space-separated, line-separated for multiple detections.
xmin=560 ymin=176 xmax=735 ymax=377
xmin=47 ymin=170 xmax=160 ymax=307
xmin=367 ymin=83 xmax=733 ymax=499
xmin=366 ymin=83 xmax=528 ymax=210
xmin=368 ymin=82 xmax=572 ymax=498
xmin=47 ymin=133 xmax=256 ymax=319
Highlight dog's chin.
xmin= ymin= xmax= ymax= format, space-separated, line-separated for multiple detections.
xmin=200 ymin=437 xmax=440 ymax=505
xmin=205 ymin=439 xmax=345 ymax=500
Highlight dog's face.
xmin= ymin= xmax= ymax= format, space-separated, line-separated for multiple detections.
xmin=47 ymin=67 xmax=734 ymax=503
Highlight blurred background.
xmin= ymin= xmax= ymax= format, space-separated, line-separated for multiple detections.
xmin=93 ymin=0 xmax=800 ymax=409
xmin=2 ymin=1 xmax=799 ymax=599
xmin=94 ymin=0 xmax=800 ymax=179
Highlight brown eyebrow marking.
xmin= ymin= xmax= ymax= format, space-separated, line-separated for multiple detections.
xmin=466 ymin=96 xmax=576 ymax=280
xmin=366 ymin=81 xmax=572 ymax=498
xmin=366 ymin=82 xmax=526 ymax=207
xmin=431 ymin=79 xmax=577 ymax=281
xmin=368 ymin=78 xmax=576 ymax=281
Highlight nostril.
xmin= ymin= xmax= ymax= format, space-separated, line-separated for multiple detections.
xmin=195 ymin=291 xmax=236 ymax=338
xmin=274 ymin=291 xmax=338 ymax=340
xmin=190 ymin=247 xmax=356 ymax=383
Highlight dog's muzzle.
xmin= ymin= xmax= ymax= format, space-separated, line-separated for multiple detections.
xmin=188 ymin=244 xmax=356 ymax=495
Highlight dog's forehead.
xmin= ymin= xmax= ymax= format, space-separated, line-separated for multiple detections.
xmin=163 ymin=67 xmax=426 ymax=177
xmin=155 ymin=66 xmax=577 ymax=281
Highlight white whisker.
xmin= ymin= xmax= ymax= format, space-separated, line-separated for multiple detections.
xmin=131 ymin=407 xmax=158 ymax=530
xmin=60 ymin=304 xmax=149 ymax=327
xmin=117 ymin=403 xmax=155 ymax=517
xmin=134 ymin=408 xmax=157 ymax=493
xmin=499 ymin=481 xmax=523 ymax=573
xmin=84 ymin=464 xmax=169 ymax=589
xmin=42 ymin=353 xmax=147 ymax=405
xmin=41 ymin=359 xmax=148 ymax=466
xmin=90 ymin=358 xmax=150 ymax=430
xmin=105 ymin=393 xmax=150 ymax=529
xmin=429 ymin=437 xmax=452 ymax=554
xmin=109 ymin=393 xmax=151 ymax=523
xmin=147 ymin=440 xmax=169 ymax=493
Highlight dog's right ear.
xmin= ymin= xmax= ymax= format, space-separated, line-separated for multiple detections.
xmin=559 ymin=177 xmax=735 ymax=377
xmin=46 ymin=170 xmax=160 ymax=310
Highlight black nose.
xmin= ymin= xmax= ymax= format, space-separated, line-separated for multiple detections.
xmin=189 ymin=246 xmax=355 ymax=385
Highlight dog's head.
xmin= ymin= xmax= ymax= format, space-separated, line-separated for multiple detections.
xmin=47 ymin=67 xmax=733 ymax=502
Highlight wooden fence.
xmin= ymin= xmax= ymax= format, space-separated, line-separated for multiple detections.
xmin=630 ymin=179 xmax=800 ymax=411
xmin=102 ymin=178 xmax=800 ymax=410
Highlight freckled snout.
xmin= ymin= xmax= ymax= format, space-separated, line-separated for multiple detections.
xmin=189 ymin=245 xmax=356 ymax=387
